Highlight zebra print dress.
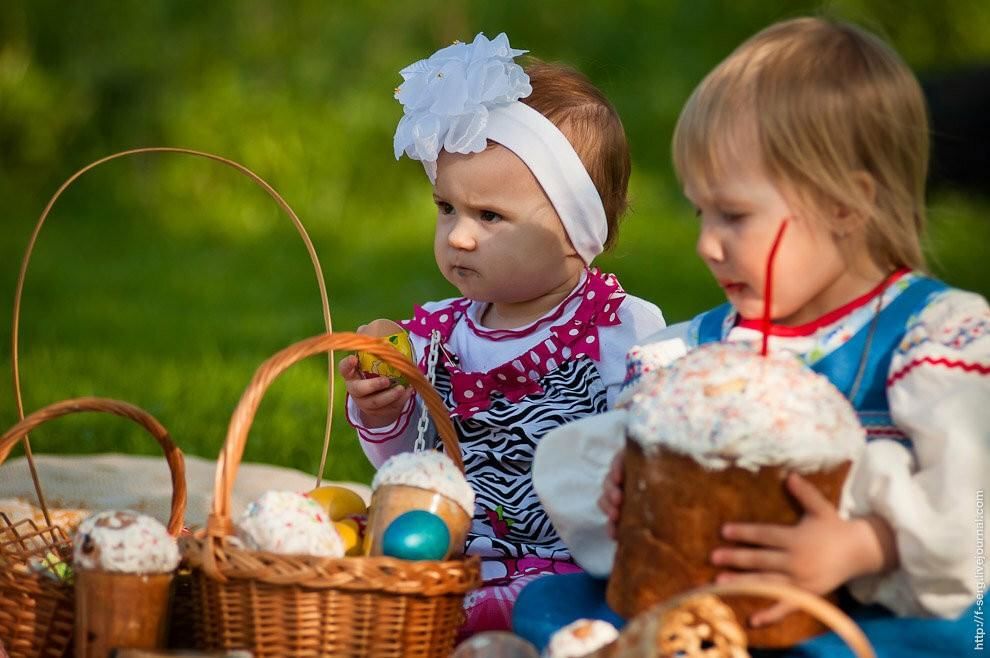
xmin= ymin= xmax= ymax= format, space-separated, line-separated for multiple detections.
xmin=349 ymin=268 xmax=666 ymax=585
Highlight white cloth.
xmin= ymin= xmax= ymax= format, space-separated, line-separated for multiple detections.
xmin=536 ymin=285 xmax=990 ymax=619
xmin=0 ymin=453 xmax=370 ymax=528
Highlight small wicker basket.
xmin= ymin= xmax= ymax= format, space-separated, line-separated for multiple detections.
xmin=179 ymin=332 xmax=482 ymax=658
xmin=0 ymin=397 xmax=187 ymax=658
xmin=589 ymin=581 xmax=875 ymax=658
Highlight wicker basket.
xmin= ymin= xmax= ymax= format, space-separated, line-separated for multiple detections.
xmin=180 ymin=332 xmax=482 ymax=658
xmin=589 ymin=581 xmax=875 ymax=658
xmin=0 ymin=397 xmax=187 ymax=658
xmin=3 ymin=147 xmax=335 ymax=656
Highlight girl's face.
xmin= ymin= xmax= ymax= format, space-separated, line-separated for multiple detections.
xmin=432 ymin=144 xmax=584 ymax=305
xmin=684 ymin=139 xmax=879 ymax=326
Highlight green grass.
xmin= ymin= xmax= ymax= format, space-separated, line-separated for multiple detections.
xmin=1 ymin=1 xmax=988 ymax=485
xmin=0 ymin=158 xmax=987 ymax=485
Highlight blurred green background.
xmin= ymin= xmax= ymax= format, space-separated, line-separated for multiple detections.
xmin=1 ymin=1 xmax=988 ymax=484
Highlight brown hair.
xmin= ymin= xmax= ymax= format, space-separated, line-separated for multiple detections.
xmin=673 ymin=17 xmax=929 ymax=271
xmin=521 ymin=60 xmax=631 ymax=251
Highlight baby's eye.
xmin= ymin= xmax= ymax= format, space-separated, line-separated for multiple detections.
xmin=479 ymin=210 xmax=502 ymax=223
xmin=722 ymin=211 xmax=746 ymax=222
xmin=693 ymin=207 xmax=702 ymax=218
xmin=435 ymin=201 xmax=454 ymax=215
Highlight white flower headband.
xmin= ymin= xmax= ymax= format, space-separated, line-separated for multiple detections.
xmin=393 ymin=33 xmax=608 ymax=265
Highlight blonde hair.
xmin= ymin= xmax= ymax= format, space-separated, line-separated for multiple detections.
xmin=673 ymin=17 xmax=929 ymax=271
xmin=522 ymin=61 xmax=631 ymax=251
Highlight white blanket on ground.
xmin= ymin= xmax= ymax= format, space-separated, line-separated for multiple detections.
xmin=0 ymin=453 xmax=370 ymax=528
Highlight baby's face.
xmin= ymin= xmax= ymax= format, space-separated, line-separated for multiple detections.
xmin=432 ymin=144 xmax=583 ymax=304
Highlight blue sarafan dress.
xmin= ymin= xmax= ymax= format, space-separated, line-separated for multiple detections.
xmin=516 ymin=271 xmax=990 ymax=658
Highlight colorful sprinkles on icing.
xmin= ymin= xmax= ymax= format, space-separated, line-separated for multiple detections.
xmin=372 ymin=450 xmax=475 ymax=515
xmin=236 ymin=490 xmax=345 ymax=558
xmin=627 ymin=342 xmax=864 ymax=472
xmin=73 ymin=509 xmax=180 ymax=574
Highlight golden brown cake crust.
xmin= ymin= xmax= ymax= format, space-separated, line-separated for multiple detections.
xmin=607 ymin=440 xmax=851 ymax=648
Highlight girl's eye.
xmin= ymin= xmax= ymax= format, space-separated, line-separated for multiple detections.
xmin=436 ymin=201 xmax=454 ymax=215
xmin=693 ymin=207 xmax=702 ymax=218
xmin=479 ymin=210 xmax=502 ymax=223
xmin=720 ymin=210 xmax=746 ymax=222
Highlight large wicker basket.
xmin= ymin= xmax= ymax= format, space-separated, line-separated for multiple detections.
xmin=180 ymin=332 xmax=482 ymax=657
xmin=0 ymin=397 xmax=187 ymax=658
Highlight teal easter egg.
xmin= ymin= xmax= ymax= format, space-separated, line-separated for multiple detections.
xmin=382 ymin=510 xmax=450 ymax=561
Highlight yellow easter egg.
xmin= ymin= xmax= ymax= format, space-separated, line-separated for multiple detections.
xmin=357 ymin=326 xmax=414 ymax=385
xmin=334 ymin=520 xmax=361 ymax=556
xmin=306 ymin=485 xmax=368 ymax=521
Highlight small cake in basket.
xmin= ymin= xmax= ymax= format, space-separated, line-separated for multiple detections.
xmin=607 ymin=342 xmax=864 ymax=648
xmin=236 ymin=490 xmax=345 ymax=558
xmin=365 ymin=450 xmax=475 ymax=559
xmin=544 ymin=619 xmax=619 ymax=658
xmin=73 ymin=509 xmax=180 ymax=657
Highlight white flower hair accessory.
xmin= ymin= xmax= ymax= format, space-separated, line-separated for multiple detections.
xmin=392 ymin=32 xmax=610 ymax=265
xmin=393 ymin=32 xmax=532 ymax=170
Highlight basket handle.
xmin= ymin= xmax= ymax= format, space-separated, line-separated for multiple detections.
xmin=0 ymin=397 xmax=187 ymax=536
xmin=206 ymin=332 xmax=460 ymax=536
xmin=6 ymin=147 xmax=335 ymax=529
xmin=653 ymin=581 xmax=876 ymax=658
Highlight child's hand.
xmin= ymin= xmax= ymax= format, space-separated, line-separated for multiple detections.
xmin=339 ymin=354 xmax=414 ymax=428
xmin=597 ymin=447 xmax=625 ymax=539
xmin=711 ymin=473 xmax=898 ymax=628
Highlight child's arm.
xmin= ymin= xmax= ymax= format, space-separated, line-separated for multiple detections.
xmin=532 ymin=409 xmax=628 ymax=576
xmin=341 ymin=325 xmax=431 ymax=467
xmin=594 ymin=295 xmax=667 ymax=407
xmin=533 ymin=322 xmax=690 ymax=576
xmin=715 ymin=289 xmax=990 ymax=621
xmin=846 ymin=289 xmax=990 ymax=617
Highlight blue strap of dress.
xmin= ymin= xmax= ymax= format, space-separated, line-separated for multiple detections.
xmin=696 ymin=302 xmax=733 ymax=345
xmin=812 ymin=277 xmax=946 ymax=445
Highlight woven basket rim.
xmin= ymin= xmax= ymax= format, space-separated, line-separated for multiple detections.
xmin=181 ymin=535 xmax=480 ymax=594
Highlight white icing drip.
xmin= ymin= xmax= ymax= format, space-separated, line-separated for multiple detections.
xmin=372 ymin=451 xmax=475 ymax=515
xmin=628 ymin=342 xmax=864 ymax=472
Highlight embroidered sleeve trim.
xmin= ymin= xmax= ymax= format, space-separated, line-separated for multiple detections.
xmin=887 ymin=356 xmax=990 ymax=386
xmin=345 ymin=393 xmax=416 ymax=444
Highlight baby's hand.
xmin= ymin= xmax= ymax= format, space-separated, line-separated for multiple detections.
xmin=597 ymin=447 xmax=625 ymax=539
xmin=339 ymin=352 xmax=414 ymax=429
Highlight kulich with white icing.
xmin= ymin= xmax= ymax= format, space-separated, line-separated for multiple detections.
xmin=627 ymin=342 xmax=864 ymax=473
xmin=372 ymin=451 xmax=475 ymax=516
xmin=236 ymin=490 xmax=344 ymax=558
xmin=73 ymin=510 xmax=180 ymax=574
xmin=543 ymin=618 xmax=619 ymax=658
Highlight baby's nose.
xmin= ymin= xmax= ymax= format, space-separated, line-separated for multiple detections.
xmin=447 ymin=216 xmax=477 ymax=250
